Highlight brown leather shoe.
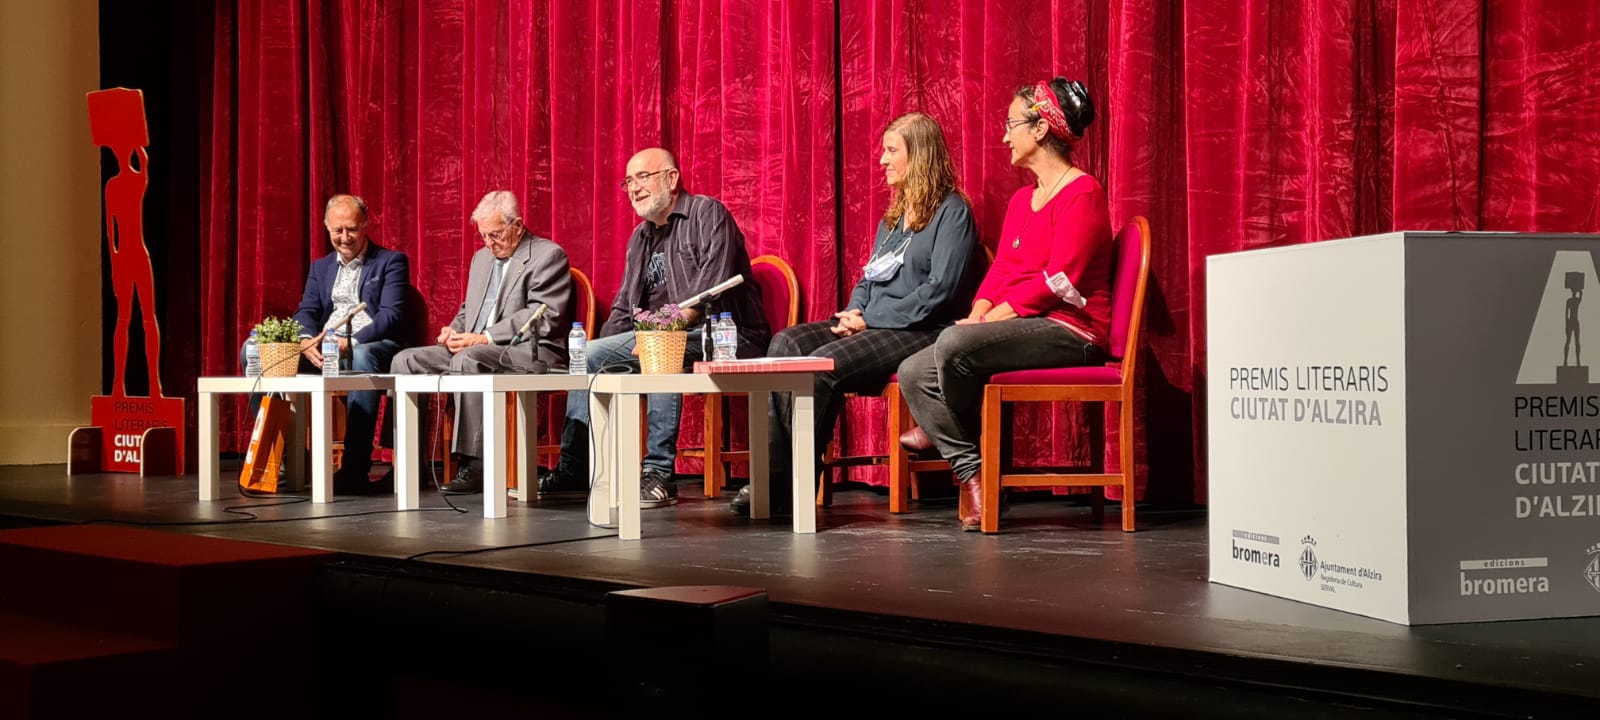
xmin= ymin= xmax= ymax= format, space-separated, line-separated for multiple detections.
xmin=899 ymin=426 xmax=934 ymax=453
xmin=959 ymin=477 xmax=982 ymax=532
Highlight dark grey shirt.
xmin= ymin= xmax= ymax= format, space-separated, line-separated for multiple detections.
xmin=846 ymin=193 xmax=984 ymax=330
xmin=602 ymin=192 xmax=770 ymax=356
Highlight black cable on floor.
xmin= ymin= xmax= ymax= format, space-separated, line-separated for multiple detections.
xmin=377 ymin=533 xmax=619 ymax=611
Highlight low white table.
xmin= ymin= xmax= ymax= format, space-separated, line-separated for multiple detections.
xmin=391 ymin=373 xmax=591 ymax=518
xmin=586 ymin=371 xmax=816 ymax=540
xmin=197 ymin=374 xmax=396 ymax=504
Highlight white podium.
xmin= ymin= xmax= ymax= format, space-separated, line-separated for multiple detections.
xmin=1207 ymin=231 xmax=1600 ymax=624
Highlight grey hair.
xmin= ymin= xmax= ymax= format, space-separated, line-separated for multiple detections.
xmin=471 ymin=190 xmax=522 ymax=225
xmin=325 ymin=194 xmax=369 ymax=223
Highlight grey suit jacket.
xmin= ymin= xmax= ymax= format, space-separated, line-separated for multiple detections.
xmin=451 ymin=234 xmax=574 ymax=367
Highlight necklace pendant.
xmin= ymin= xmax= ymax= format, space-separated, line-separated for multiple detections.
xmin=1011 ymin=237 xmax=1020 ymax=249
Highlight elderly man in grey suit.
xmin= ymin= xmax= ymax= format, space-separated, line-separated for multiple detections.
xmin=392 ymin=190 xmax=573 ymax=494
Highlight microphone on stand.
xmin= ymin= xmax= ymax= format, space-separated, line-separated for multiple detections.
xmin=509 ymin=303 xmax=549 ymax=345
xmin=675 ymin=275 xmax=745 ymax=311
xmin=327 ymin=301 xmax=368 ymax=337
xmin=309 ymin=302 xmax=369 ymax=347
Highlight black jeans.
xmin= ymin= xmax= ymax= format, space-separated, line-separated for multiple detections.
xmin=897 ymin=318 xmax=1104 ymax=482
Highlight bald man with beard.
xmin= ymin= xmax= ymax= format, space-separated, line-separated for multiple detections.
xmin=537 ymin=148 xmax=769 ymax=508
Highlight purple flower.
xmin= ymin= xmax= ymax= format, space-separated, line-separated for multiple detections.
xmin=631 ymin=303 xmax=689 ymax=331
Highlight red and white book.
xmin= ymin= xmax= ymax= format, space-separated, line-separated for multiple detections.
xmin=693 ymin=356 xmax=835 ymax=374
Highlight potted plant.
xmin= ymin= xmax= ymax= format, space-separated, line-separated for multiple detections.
xmin=253 ymin=316 xmax=305 ymax=377
xmin=631 ymin=303 xmax=689 ymax=374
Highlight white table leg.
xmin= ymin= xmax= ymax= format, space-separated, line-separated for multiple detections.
xmin=616 ymin=393 xmax=643 ymax=540
xmin=395 ymin=389 xmax=420 ymax=510
xmin=790 ymin=390 xmax=816 ymax=534
xmin=311 ymin=390 xmax=333 ymax=503
xmin=588 ymin=389 xmax=614 ymax=527
xmin=199 ymin=392 xmax=219 ymax=501
xmin=747 ymin=390 xmax=771 ymax=520
xmin=515 ymin=391 xmax=535 ymax=503
xmin=484 ymin=390 xmax=507 ymax=518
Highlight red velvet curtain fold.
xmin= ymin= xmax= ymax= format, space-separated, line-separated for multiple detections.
xmin=200 ymin=0 xmax=1600 ymax=502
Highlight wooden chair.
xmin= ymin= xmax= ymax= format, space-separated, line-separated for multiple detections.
xmin=442 ymin=267 xmax=595 ymax=487
xmin=819 ymin=244 xmax=995 ymax=506
xmin=887 ymin=217 xmax=1151 ymax=532
xmin=681 ymin=255 xmax=799 ymax=497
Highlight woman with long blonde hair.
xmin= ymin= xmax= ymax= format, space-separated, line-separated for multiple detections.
xmin=732 ymin=112 xmax=985 ymax=516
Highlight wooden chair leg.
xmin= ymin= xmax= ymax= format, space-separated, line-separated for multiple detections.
xmin=703 ymin=393 xmax=725 ymax=497
xmin=816 ymin=440 xmax=833 ymax=507
xmin=886 ymin=383 xmax=911 ymax=513
xmin=506 ymin=401 xmax=518 ymax=491
xmin=442 ymin=400 xmax=457 ymax=482
xmin=980 ymin=387 xmax=1003 ymax=534
xmin=1120 ymin=398 xmax=1136 ymax=532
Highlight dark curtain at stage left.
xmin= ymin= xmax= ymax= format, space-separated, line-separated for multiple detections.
xmin=201 ymin=0 xmax=837 ymax=456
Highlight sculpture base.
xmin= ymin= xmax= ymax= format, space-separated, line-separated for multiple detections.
xmin=74 ymin=395 xmax=186 ymax=475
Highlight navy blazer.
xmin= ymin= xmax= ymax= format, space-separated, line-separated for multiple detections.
xmin=292 ymin=241 xmax=411 ymax=345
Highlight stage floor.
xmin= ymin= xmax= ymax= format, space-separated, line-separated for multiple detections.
xmin=4 ymin=462 xmax=1599 ymax=717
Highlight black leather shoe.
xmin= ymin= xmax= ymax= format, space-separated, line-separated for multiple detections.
xmin=443 ymin=458 xmax=483 ymax=495
xmin=537 ymin=461 xmax=588 ymax=497
xmin=730 ymin=483 xmax=793 ymax=517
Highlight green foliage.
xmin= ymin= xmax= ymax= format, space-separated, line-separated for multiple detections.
xmin=254 ymin=316 xmax=304 ymax=344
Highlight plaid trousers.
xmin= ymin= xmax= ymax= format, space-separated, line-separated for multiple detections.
xmin=766 ymin=320 xmax=940 ymax=481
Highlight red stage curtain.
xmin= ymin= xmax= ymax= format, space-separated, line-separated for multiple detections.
xmin=198 ymin=1 xmax=1600 ymax=503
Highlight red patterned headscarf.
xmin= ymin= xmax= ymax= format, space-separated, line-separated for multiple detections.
xmin=1030 ymin=81 xmax=1071 ymax=140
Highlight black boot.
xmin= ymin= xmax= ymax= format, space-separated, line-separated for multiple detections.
xmin=443 ymin=454 xmax=483 ymax=495
xmin=730 ymin=479 xmax=795 ymax=517
xmin=537 ymin=459 xmax=589 ymax=497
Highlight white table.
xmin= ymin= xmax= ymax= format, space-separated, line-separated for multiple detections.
xmin=586 ymin=372 xmax=816 ymax=540
xmin=391 ymin=373 xmax=591 ymax=518
xmin=197 ymin=374 xmax=396 ymax=504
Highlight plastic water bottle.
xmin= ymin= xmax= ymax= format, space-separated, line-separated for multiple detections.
xmin=244 ymin=330 xmax=262 ymax=377
xmin=568 ymin=322 xmax=587 ymax=375
xmin=322 ymin=330 xmax=342 ymax=377
xmin=713 ymin=312 xmax=738 ymax=361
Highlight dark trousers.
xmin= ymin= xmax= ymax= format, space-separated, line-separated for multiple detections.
xmin=765 ymin=321 xmax=940 ymax=486
xmin=897 ymin=319 xmax=1104 ymax=481
xmin=390 ymin=343 xmax=546 ymax=460
xmin=239 ymin=338 xmax=401 ymax=473
xmin=560 ymin=329 xmax=707 ymax=473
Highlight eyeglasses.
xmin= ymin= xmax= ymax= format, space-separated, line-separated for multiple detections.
xmin=619 ymin=168 xmax=675 ymax=190
xmin=479 ymin=220 xmax=520 ymax=242
xmin=1002 ymin=117 xmax=1036 ymax=134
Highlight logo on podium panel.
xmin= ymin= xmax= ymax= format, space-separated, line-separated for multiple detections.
xmin=70 ymin=88 xmax=184 ymax=476
xmin=1517 ymin=251 xmax=1600 ymax=385
xmin=1585 ymin=544 xmax=1600 ymax=594
xmin=1298 ymin=536 xmax=1319 ymax=582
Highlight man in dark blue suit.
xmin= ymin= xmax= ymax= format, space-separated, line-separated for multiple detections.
xmin=241 ymin=194 xmax=411 ymax=493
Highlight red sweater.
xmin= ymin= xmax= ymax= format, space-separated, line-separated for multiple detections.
xmin=977 ymin=175 xmax=1113 ymax=343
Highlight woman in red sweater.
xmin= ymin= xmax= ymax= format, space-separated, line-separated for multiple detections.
xmin=897 ymin=77 xmax=1114 ymax=531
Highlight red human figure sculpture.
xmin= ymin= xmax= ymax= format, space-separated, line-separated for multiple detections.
xmin=88 ymin=88 xmax=163 ymax=398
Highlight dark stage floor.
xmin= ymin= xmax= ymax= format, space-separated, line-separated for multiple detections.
xmin=4 ymin=462 xmax=1600 ymax=718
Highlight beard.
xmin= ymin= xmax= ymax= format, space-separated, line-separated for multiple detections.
xmin=633 ymin=190 xmax=671 ymax=220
